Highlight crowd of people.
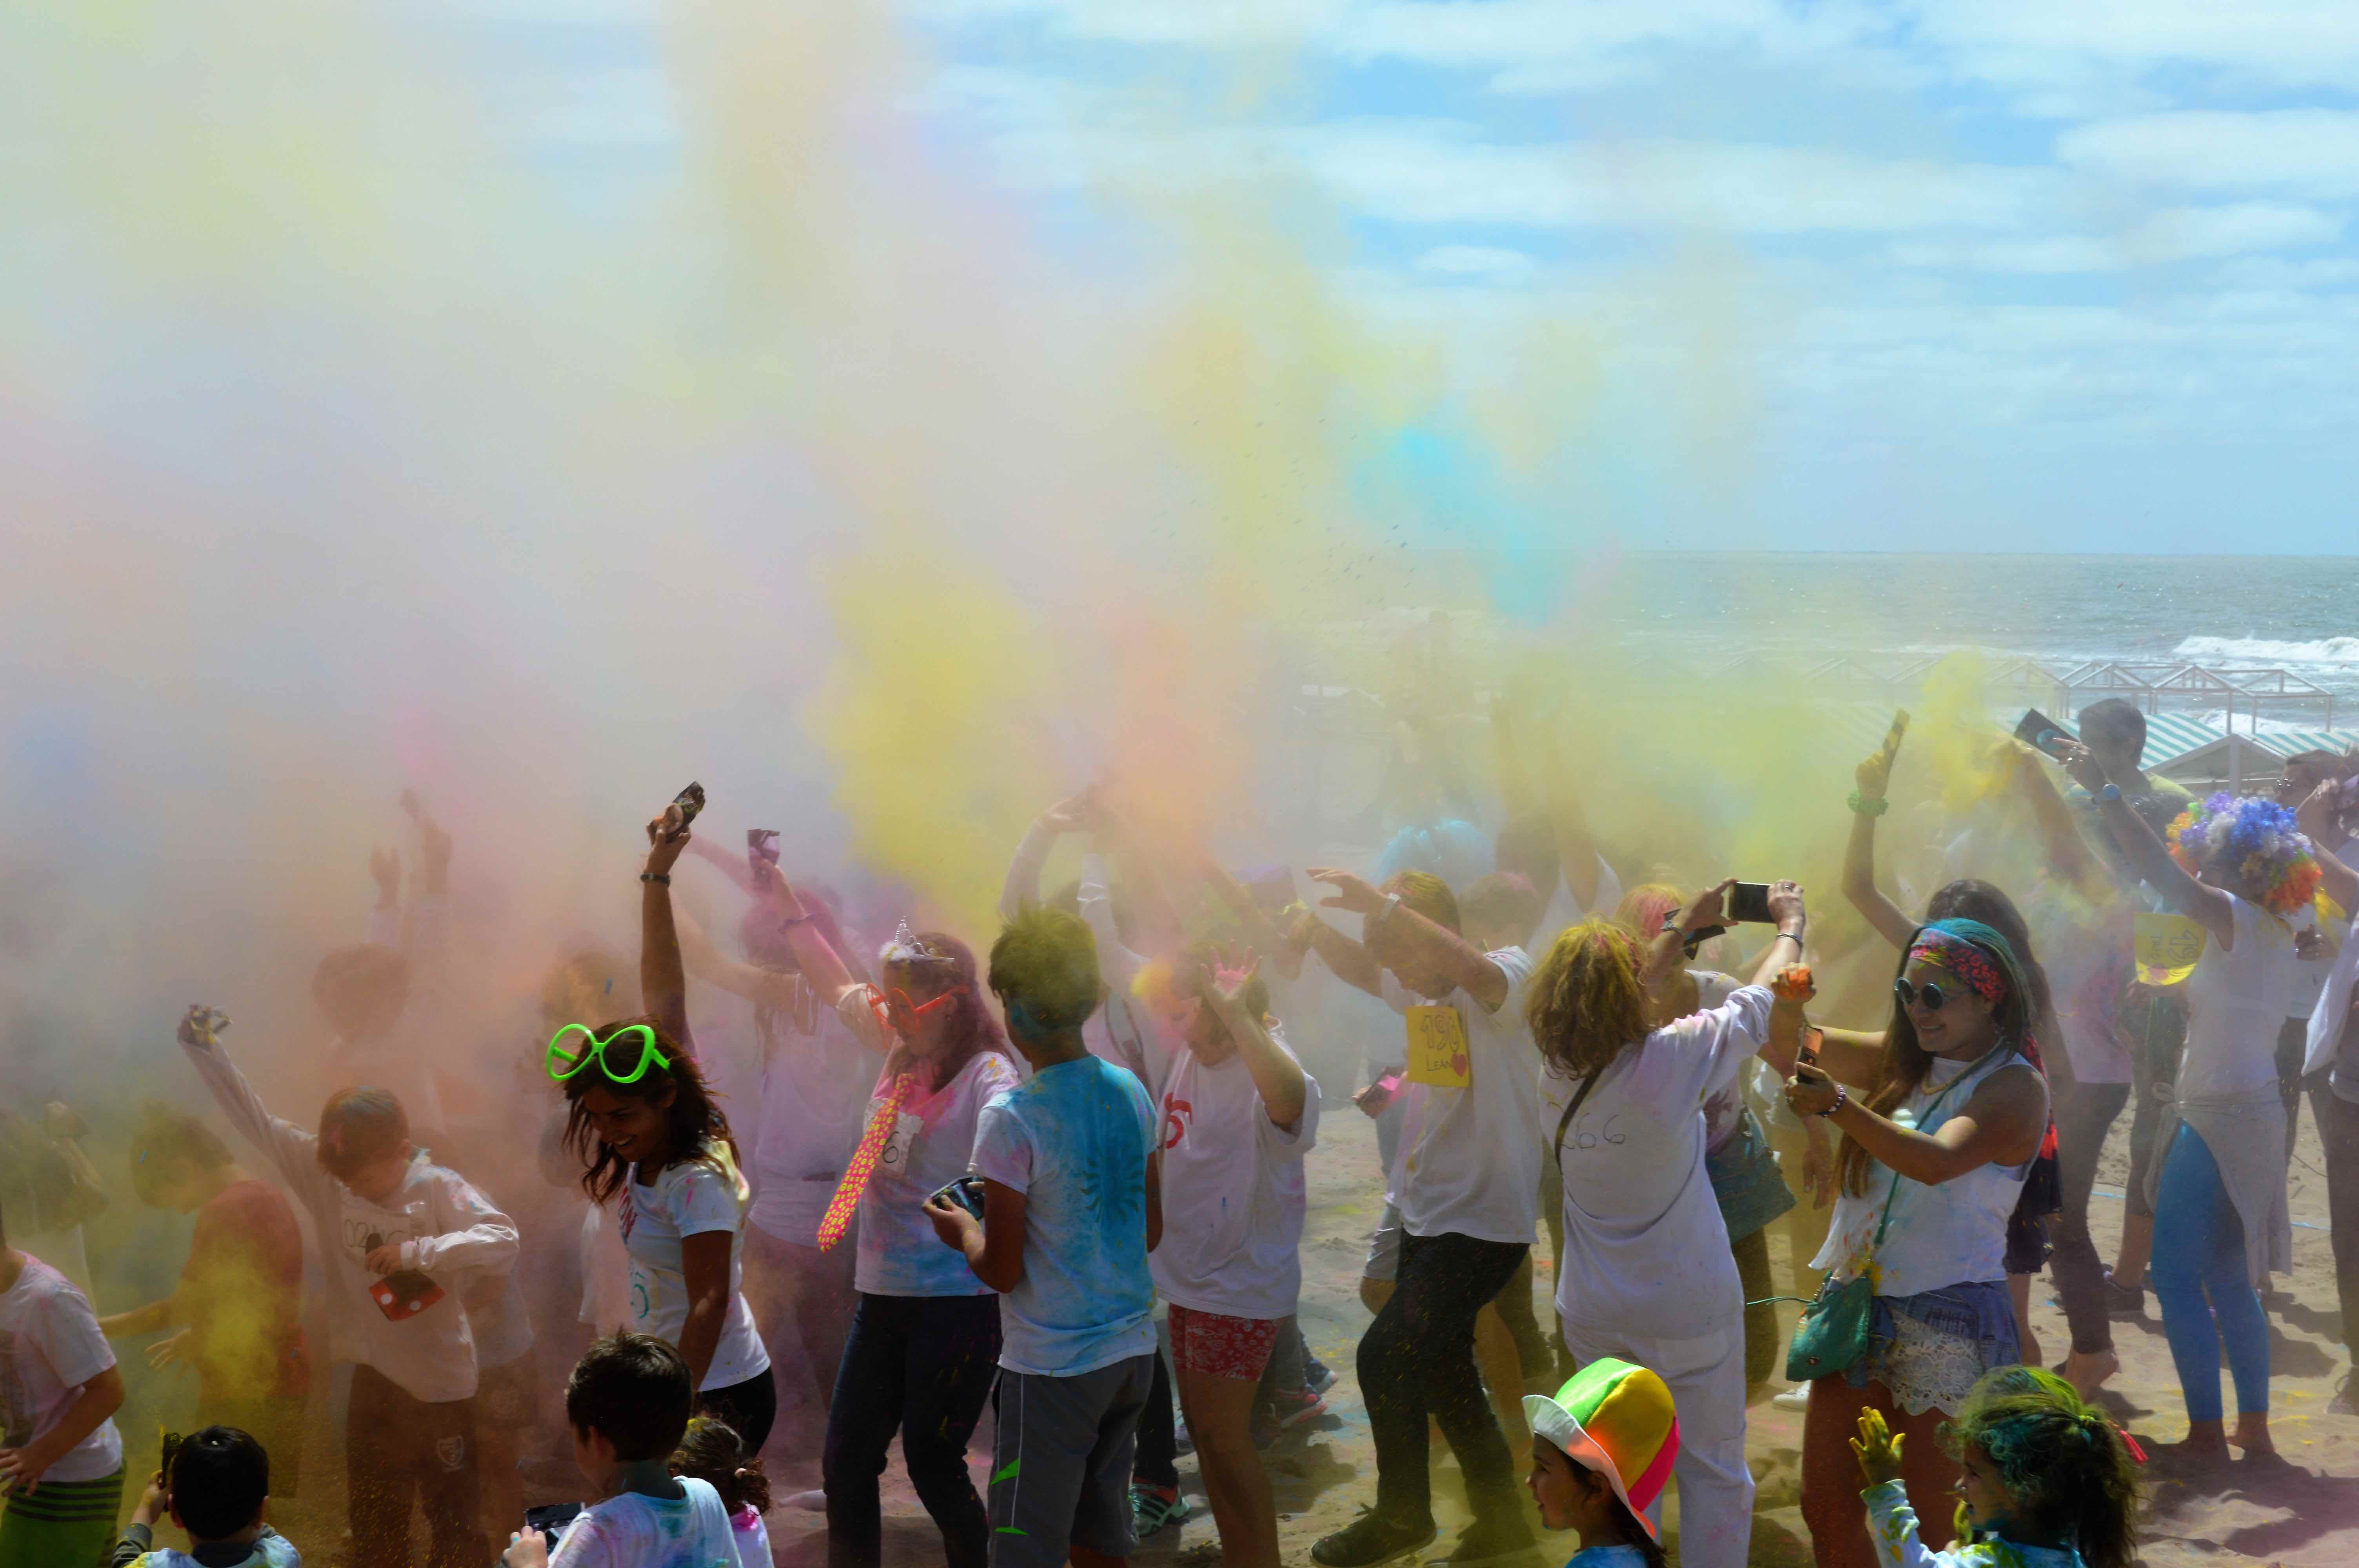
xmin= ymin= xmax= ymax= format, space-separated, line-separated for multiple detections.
xmin=7 ymin=686 xmax=2359 ymax=1568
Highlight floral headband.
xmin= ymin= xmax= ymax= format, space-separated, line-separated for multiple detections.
xmin=1906 ymin=926 xmax=2009 ymax=1009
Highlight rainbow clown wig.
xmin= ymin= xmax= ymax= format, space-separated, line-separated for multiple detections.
xmin=2166 ymin=793 xmax=2320 ymax=916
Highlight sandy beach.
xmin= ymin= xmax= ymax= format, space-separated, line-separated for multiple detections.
xmin=761 ymin=1089 xmax=2359 ymax=1566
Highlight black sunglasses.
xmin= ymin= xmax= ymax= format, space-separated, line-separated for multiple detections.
xmin=1893 ymin=977 xmax=1960 ymax=1011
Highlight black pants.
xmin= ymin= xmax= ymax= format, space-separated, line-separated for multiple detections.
xmin=1361 ymin=1230 xmax=1529 ymax=1525
xmin=1492 ymin=1252 xmax=1550 ymax=1384
xmin=346 ymin=1364 xmax=482 ymax=1568
xmin=822 ymin=1292 xmax=1000 ymax=1568
xmin=700 ymin=1365 xmax=778 ymax=1455
xmin=2049 ymin=1079 xmax=2133 ymax=1355
xmin=2314 ymin=1083 xmax=2359 ymax=1357
xmin=1132 ymin=1344 xmax=1179 ymax=1489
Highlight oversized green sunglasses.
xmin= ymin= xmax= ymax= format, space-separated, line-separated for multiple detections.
xmin=545 ymin=1023 xmax=671 ymax=1084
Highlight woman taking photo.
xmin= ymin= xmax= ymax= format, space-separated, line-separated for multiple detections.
xmin=2063 ymin=742 xmax=2354 ymax=1464
xmin=1780 ymin=918 xmax=2050 ymax=1568
xmin=1527 ymin=878 xmax=1805 ymax=1568
xmin=555 ymin=795 xmax=776 ymax=1449
xmin=765 ymin=880 xmax=1019 ymax=1568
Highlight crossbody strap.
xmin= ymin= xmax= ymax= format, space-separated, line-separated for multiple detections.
xmin=1551 ymin=1068 xmax=1606 ymax=1167
xmin=1861 ymin=1052 xmax=2004 ymax=1255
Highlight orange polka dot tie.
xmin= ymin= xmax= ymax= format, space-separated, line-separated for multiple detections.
xmin=817 ymin=1071 xmax=916 ymax=1252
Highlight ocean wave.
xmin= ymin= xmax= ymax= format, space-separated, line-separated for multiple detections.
xmin=2174 ymin=635 xmax=2359 ymax=664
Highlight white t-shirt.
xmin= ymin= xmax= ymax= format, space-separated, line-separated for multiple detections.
xmin=729 ymin=1504 xmax=771 ymax=1568
xmin=747 ymin=997 xmax=873 ymax=1246
xmin=0 ymin=1255 xmax=123 ymax=1484
xmin=1544 ymin=987 xmax=1771 ymax=1343
xmin=550 ymin=1477 xmax=738 ymax=1568
xmin=2182 ymin=894 xmax=2301 ymax=1100
xmin=1150 ymin=1023 xmax=1323 ymax=1322
xmin=970 ymin=1056 xmax=1159 ymax=1376
xmin=851 ymin=1046 xmax=1023 ymax=1297
xmin=1380 ymin=946 xmax=1544 ymax=1245
xmin=619 ymin=1148 xmax=772 ymax=1392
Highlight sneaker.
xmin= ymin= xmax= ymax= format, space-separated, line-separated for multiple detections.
xmin=1425 ymin=1512 xmax=1537 ymax=1565
xmin=1274 ymin=1385 xmax=1329 ymax=1431
xmin=1174 ymin=1419 xmax=1194 ymax=1457
xmin=783 ymin=1488 xmax=827 ymax=1513
xmin=1772 ymin=1388 xmax=1812 ymax=1411
xmin=2330 ymin=1372 xmax=2359 ymax=1418
xmin=1312 ymin=1508 xmax=1438 ymax=1566
xmin=1130 ymin=1483 xmax=1189 ymax=1537
xmin=2101 ymin=1269 xmax=2146 ymax=1319
xmin=1306 ymin=1356 xmax=1338 ymax=1396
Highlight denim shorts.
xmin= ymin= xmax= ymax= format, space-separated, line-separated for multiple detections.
xmin=1845 ymin=1281 xmax=2020 ymax=1417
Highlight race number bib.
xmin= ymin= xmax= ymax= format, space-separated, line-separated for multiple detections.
xmin=1403 ymin=1005 xmax=1472 ymax=1089
xmin=876 ymin=1109 xmax=924 ymax=1177
xmin=2134 ymin=913 xmax=2206 ymax=985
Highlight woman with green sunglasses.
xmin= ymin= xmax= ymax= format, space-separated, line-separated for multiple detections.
xmin=556 ymin=796 xmax=777 ymax=1452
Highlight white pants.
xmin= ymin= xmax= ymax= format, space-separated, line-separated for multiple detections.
xmin=1558 ymin=1314 xmax=1753 ymax=1568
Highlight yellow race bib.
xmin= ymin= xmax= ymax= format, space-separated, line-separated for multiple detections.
xmin=1404 ymin=1005 xmax=1472 ymax=1088
xmin=2134 ymin=912 xmax=2206 ymax=985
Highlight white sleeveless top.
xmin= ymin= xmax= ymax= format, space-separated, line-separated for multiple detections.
xmin=1812 ymin=1049 xmax=2034 ymax=1299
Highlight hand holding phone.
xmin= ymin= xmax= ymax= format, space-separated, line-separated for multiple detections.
xmin=748 ymin=828 xmax=780 ymax=870
xmin=1727 ymin=882 xmax=1774 ymax=924
xmin=927 ymin=1176 xmax=987 ymax=1220
xmin=2014 ymin=709 xmax=2075 ymax=763
xmin=667 ymin=782 xmax=706 ymax=842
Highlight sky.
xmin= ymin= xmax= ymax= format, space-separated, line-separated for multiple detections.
xmin=451 ymin=0 xmax=2359 ymax=553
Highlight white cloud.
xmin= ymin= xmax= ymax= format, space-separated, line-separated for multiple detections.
xmin=2058 ymin=110 xmax=2359 ymax=196
xmin=1416 ymin=243 xmax=1536 ymax=279
xmin=1915 ymin=1 xmax=2359 ymax=92
xmin=1894 ymin=203 xmax=2341 ymax=272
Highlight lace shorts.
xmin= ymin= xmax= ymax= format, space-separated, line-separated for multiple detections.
xmin=1166 ymin=1303 xmax=1282 ymax=1381
xmin=1845 ymin=1282 xmax=2020 ymax=1417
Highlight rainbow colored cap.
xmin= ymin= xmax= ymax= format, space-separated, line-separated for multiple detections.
xmin=1521 ymin=1359 xmax=1679 ymax=1541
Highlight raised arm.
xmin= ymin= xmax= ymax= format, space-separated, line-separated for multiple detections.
xmin=999 ymin=799 xmax=1081 ymax=922
xmin=1842 ymin=747 xmax=1919 ymax=953
xmin=641 ymin=801 xmax=696 ymax=1050
xmin=686 ymin=833 xmax=761 ymax=898
xmin=764 ymin=873 xmax=864 ymax=1013
xmin=1309 ymin=867 xmax=1508 ymax=1011
xmin=2297 ymin=781 xmax=2359 ymax=915
xmin=676 ymin=903 xmax=807 ymax=1014
xmin=1743 ymin=882 xmax=1809 ymax=987
xmin=174 ymin=1009 xmax=327 ymax=1207
xmin=1202 ymin=964 xmax=1309 ymax=1128
xmin=1198 ymin=859 xmax=1307 ymax=982
xmin=2061 ymin=742 xmax=2234 ymax=945
xmin=1287 ymin=903 xmax=1384 ymax=997
xmin=2003 ymin=740 xmax=2105 ymax=891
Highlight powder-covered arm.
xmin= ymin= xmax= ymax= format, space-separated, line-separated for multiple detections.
xmin=176 ymin=1011 xmax=331 ymax=1212
xmin=1863 ymin=1478 xmax=1957 ymax=1568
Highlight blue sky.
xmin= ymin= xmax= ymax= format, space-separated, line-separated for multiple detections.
xmin=348 ymin=4 xmax=2359 ymax=550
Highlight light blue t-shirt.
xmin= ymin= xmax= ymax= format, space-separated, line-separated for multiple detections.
xmin=970 ymin=1054 xmax=1157 ymax=1376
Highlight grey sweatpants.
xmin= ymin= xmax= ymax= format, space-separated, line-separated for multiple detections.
xmin=988 ymin=1353 xmax=1157 ymax=1568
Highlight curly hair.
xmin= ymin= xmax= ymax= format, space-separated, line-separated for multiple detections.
xmin=2166 ymin=793 xmax=2321 ymax=915
xmin=1525 ymin=919 xmax=1653 ymax=1084
xmin=671 ymin=1414 xmax=771 ymax=1515
xmin=1941 ymin=1367 xmax=2139 ymax=1568
xmin=560 ymin=1017 xmax=740 ymax=1205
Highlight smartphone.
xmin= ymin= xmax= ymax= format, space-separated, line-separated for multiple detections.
xmin=1354 ymin=1071 xmax=1404 ymax=1118
xmin=161 ymin=1429 xmax=184 ymax=1485
xmin=1727 ymin=882 xmax=1774 ymax=924
xmin=928 ymin=1176 xmax=987 ymax=1220
xmin=671 ymin=781 xmax=706 ymax=833
xmin=2014 ymin=709 xmax=2075 ymax=762
xmin=524 ymin=1502 xmax=583 ymax=1551
xmin=747 ymin=828 xmax=780 ymax=869
xmin=1798 ymin=1027 xmax=1822 ymax=1069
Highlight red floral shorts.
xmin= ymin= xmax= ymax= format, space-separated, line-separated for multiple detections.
xmin=1165 ymin=1302 xmax=1282 ymax=1381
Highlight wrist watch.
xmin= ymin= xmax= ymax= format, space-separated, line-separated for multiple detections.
xmin=2097 ymin=783 xmax=2123 ymax=803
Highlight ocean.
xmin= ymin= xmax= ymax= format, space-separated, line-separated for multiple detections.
xmin=1590 ymin=553 xmax=2359 ymax=713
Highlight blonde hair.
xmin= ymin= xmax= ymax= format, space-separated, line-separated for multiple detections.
xmin=1525 ymin=919 xmax=1653 ymax=1083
